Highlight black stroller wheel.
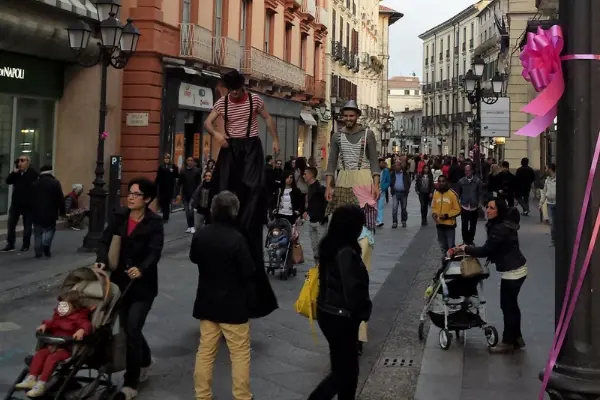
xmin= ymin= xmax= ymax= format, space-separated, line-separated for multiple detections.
xmin=418 ymin=321 xmax=425 ymax=341
xmin=292 ymin=268 xmax=297 ymax=277
xmin=439 ymin=329 xmax=451 ymax=350
xmin=484 ymin=326 xmax=499 ymax=347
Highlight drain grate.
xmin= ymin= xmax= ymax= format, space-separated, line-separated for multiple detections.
xmin=381 ymin=357 xmax=416 ymax=367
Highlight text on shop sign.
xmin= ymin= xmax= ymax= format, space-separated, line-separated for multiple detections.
xmin=0 ymin=67 xmax=25 ymax=79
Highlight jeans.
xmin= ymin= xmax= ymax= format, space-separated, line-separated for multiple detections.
xmin=436 ymin=226 xmax=456 ymax=253
xmin=417 ymin=193 xmax=430 ymax=221
xmin=517 ymin=194 xmax=530 ymax=214
xmin=392 ymin=191 xmax=408 ymax=224
xmin=548 ymin=203 xmax=556 ymax=242
xmin=500 ymin=276 xmax=526 ymax=345
xmin=183 ymin=197 xmax=195 ymax=228
xmin=33 ymin=225 xmax=56 ymax=256
xmin=460 ymin=209 xmax=478 ymax=245
xmin=376 ymin=193 xmax=386 ymax=224
xmin=6 ymin=206 xmax=33 ymax=247
xmin=308 ymin=221 xmax=324 ymax=262
xmin=308 ymin=312 xmax=360 ymax=400
xmin=385 ymin=188 xmax=389 ymax=203
xmin=194 ymin=320 xmax=251 ymax=400
xmin=194 ymin=213 xmax=209 ymax=230
xmin=120 ymin=299 xmax=154 ymax=389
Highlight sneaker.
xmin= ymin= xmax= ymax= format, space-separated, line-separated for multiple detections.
xmin=376 ymin=222 xmax=384 ymax=228
xmin=20 ymin=246 xmax=29 ymax=252
xmin=119 ymin=387 xmax=139 ymax=400
xmin=70 ymin=226 xmax=81 ymax=231
xmin=185 ymin=228 xmax=191 ymax=233
xmin=392 ymin=223 xmax=398 ymax=229
xmin=43 ymin=246 xmax=51 ymax=258
xmin=26 ymin=381 xmax=46 ymax=397
xmin=402 ymin=222 xmax=407 ymax=228
xmin=489 ymin=342 xmax=515 ymax=354
xmin=139 ymin=358 xmax=155 ymax=384
xmin=1 ymin=244 xmax=15 ymax=252
xmin=516 ymin=337 xmax=526 ymax=349
xmin=190 ymin=227 xmax=196 ymax=234
xmin=15 ymin=375 xmax=37 ymax=390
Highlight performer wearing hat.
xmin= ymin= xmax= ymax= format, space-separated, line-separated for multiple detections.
xmin=325 ymin=100 xmax=380 ymax=354
xmin=203 ymin=70 xmax=278 ymax=319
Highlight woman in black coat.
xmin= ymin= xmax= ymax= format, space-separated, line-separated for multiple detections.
xmin=308 ymin=205 xmax=372 ymax=400
xmin=273 ymin=170 xmax=305 ymax=224
xmin=415 ymin=164 xmax=435 ymax=226
xmin=458 ymin=198 xmax=527 ymax=354
xmin=96 ymin=178 xmax=164 ymax=399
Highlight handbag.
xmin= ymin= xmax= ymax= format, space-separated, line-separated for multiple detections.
xmin=107 ymin=235 xmax=122 ymax=271
xmin=292 ymin=242 xmax=304 ymax=264
xmin=294 ymin=266 xmax=319 ymax=342
xmin=106 ymin=330 xmax=127 ymax=373
xmin=460 ymin=256 xmax=483 ymax=278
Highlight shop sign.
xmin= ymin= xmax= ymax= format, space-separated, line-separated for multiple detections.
xmin=126 ymin=112 xmax=149 ymax=127
xmin=0 ymin=66 xmax=25 ymax=79
xmin=178 ymin=83 xmax=213 ymax=111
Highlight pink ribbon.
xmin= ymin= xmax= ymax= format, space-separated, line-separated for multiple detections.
xmin=100 ymin=131 xmax=109 ymax=140
xmin=515 ymin=25 xmax=565 ymax=137
xmin=539 ymin=132 xmax=600 ymax=399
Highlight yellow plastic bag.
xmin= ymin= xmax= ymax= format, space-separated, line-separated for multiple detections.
xmin=294 ymin=266 xmax=319 ymax=342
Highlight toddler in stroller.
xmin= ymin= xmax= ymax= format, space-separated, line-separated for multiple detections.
xmin=5 ymin=266 xmax=123 ymax=400
xmin=265 ymin=218 xmax=297 ymax=279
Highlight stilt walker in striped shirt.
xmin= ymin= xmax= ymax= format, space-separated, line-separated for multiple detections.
xmin=203 ymin=70 xmax=279 ymax=318
xmin=324 ymin=100 xmax=381 ymax=355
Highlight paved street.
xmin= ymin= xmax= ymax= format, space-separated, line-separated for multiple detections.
xmin=0 ymin=193 xmax=429 ymax=399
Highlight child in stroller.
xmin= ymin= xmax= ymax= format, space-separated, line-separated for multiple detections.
xmin=265 ymin=218 xmax=298 ymax=279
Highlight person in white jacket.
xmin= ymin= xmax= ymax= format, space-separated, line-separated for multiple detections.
xmin=539 ymin=163 xmax=556 ymax=246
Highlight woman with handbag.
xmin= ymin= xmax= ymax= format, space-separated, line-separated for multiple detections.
xmin=308 ymin=205 xmax=372 ymax=400
xmin=95 ymin=177 xmax=165 ymax=400
xmin=456 ymin=198 xmax=527 ymax=354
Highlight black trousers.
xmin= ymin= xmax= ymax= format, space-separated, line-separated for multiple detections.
xmin=460 ymin=209 xmax=478 ymax=245
xmin=120 ymin=299 xmax=154 ymax=389
xmin=308 ymin=311 xmax=360 ymax=400
xmin=500 ymin=276 xmax=526 ymax=345
xmin=418 ymin=193 xmax=430 ymax=221
xmin=6 ymin=206 xmax=33 ymax=247
xmin=158 ymin=195 xmax=172 ymax=222
xmin=517 ymin=194 xmax=530 ymax=213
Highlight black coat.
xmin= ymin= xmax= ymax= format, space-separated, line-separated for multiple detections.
xmin=317 ymin=246 xmax=372 ymax=322
xmin=155 ymin=164 xmax=179 ymax=199
xmin=306 ymin=181 xmax=327 ymax=223
xmin=274 ymin=186 xmax=305 ymax=216
xmin=190 ymin=222 xmax=256 ymax=324
xmin=96 ymin=209 xmax=164 ymax=301
xmin=31 ymin=173 xmax=65 ymax=228
xmin=515 ymin=166 xmax=536 ymax=197
xmin=6 ymin=168 xmax=39 ymax=211
xmin=389 ymin=168 xmax=412 ymax=195
xmin=465 ymin=218 xmax=527 ymax=273
xmin=415 ymin=172 xmax=435 ymax=195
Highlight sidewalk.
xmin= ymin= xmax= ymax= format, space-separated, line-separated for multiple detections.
xmin=0 ymin=212 xmax=190 ymax=303
xmin=414 ymin=214 xmax=554 ymax=400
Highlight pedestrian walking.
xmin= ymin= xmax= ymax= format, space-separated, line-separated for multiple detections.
xmin=273 ymin=171 xmax=304 ymax=225
xmin=376 ymin=158 xmax=391 ymax=227
xmin=415 ymin=164 xmax=434 ymax=226
xmin=190 ymin=191 xmax=255 ymax=400
xmin=155 ymin=153 xmax=179 ymax=223
xmin=302 ymin=167 xmax=327 ymax=263
xmin=30 ymin=166 xmax=65 ymax=258
xmin=179 ymin=156 xmax=202 ymax=233
xmin=458 ymin=198 xmax=527 ymax=354
xmin=497 ymin=161 xmax=516 ymax=207
xmin=457 ymin=163 xmax=483 ymax=245
xmin=308 ymin=205 xmax=372 ymax=400
xmin=203 ymin=69 xmax=278 ymax=319
xmin=540 ymin=163 xmax=556 ymax=246
xmin=390 ymin=158 xmax=411 ymax=228
xmin=190 ymin=170 xmax=215 ymax=229
xmin=431 ymin=175 xmax=461 ymax=253
xmin=515 ymin=157 xmax=536 ymax=216
xmin=2 ymin=154 xmax=38 ymax=252
xmin=96 ymin=177 xmax=164 ymax=400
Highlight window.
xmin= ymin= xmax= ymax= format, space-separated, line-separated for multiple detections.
xmin=300 ymin=34 xmax=308 ymax=69
xmin=439 ymin=68 xmax=442 ymax=80
xmin=445 ymin=98 xmax=449 ymax=114
xmin=314 ymin=42 xmax=321 ymax=78
xmin=240 ymin=0 xmax=249 ymax=47
xmin=463 ymin=27 xmax=466 ymax=45
xmin=415 ymin=89 xmax=419 ymax=95
xmin=404 ymin=90 xmax=410 ymax=95
xmin=182 ymin=0 xmax=191 ymax=23
xmin=426 ymin=72 xmax=429 ymax=83
xmin=214 ymin=0 xmax=223 ymax=38
xmin=446 ymin=65 xmax=450 ymax=79
xmin=447 ymin=34 xmax=450 ymax=49
xmin=284 ymin=23 xmax=293 ymax=62
xmin=346 ymin=22 xmax=350 ymax=48
xmin=470 ymin=22 xmax=474 ymax=37
xmin=265 ymin=11 xmax=274 ymax=54
xmin=439 ymin=100 xmax=442 ymax=114
xmin=440 ymin=38 xmax=444 ymax=51
xmin=426 ymin=45 xmax=429 ymax=57
xmin=332 ymin=10 xmax=336 ymax=41
xmin=339 ymin=17 xmax=343 ymax=43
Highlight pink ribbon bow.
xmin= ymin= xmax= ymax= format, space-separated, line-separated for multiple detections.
xmin=515 ymin=25 xmax=564 ymax=137
xmin=100 ymin=131 xmax=109 ymax=140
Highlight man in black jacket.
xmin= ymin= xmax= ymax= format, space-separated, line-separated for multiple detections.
xmin=155 ymin=153 xmax=179 ymax=223
xmin=30 ymin=166 xmax=66 ymax=258
xmin=3 ymin=155 xmax=38 ymax=252
xmin=515 ymin=157 xmax=536 ymax=216
xmin=179 ymin=156 xmax=202 ymax=233
xmin=303 ymin=167 xmax=327 ymax=262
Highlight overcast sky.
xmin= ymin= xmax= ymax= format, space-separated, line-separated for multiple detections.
xmin=383 ymin=0 xmax=475 ymax=80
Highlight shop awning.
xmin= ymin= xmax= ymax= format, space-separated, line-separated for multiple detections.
xmin=300 ymin=112 xmax=317 ymax=126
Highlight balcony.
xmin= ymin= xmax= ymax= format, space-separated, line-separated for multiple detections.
xmin=360 ymin=52 xmax=372 ymax=69
xmin=180 ymin=23 xmax=213 ymax=63
xmin=332 ymin=39 xmax=342 ymax=60
xmin=213 ymin=36 xmax=241 ymax=69
xmin=435 ymin=82 xmax=441 ymax=90
xmin=342 ymin=46 xmax=350 ymax=65
xmin=442 ymin=79 xmax=449 ymax=89
xmin=285 ymin=0 xmax=302 ymax=11
xmin=305 ymin=74 xmax=315 ymax=96
xmin=315 ymin=80 xmax=326 ymax=100
xmin=451 ymin=77 xmax=457 ymax=86
xmin=315 ymin=7 xmax=328 ymax=30
xmin=301 ymin=0 xmax=317 ymax=20
xmin=241 ymin=47 xmax=305 ymax=91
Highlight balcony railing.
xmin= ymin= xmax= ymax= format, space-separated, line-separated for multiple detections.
xmin=305 ymin=74 xmax=315 ymax=96
xmin=241 ymin=47 xmax=305 ymax=91
xmin=213 ymin=36 xmax=242 ymax=69
xmin=442 ymin=79 xmax=449 ymax=89
xmin=180 ymin=23 xmax=213 ymax=63
xmin=302 ymin=0 xmax=317 ymax=19
xmin=342 ymin=46 xmax=349 ymax=65
xmin=332 ymin=39 xmax=341 ymax=60
xmin=315 ymin=80 xmax=326 ymax=99
xmin=316 ymin=7 xmax=328 ymax=29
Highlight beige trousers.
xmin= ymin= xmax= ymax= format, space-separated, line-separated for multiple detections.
xmin=194 ymin=320 xmax=252 ymax=400
xmin=358 ymin=236 xmax=373 ymax=342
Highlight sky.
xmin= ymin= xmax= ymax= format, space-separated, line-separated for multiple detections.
xmin=383 ymin=0 xmax=475 ymax=80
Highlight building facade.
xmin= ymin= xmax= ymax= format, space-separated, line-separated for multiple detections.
xmin=388 ymin=75 xmax=422 ymax=112
xmin=389 ymin=108 xmax=423 ymax=154
xmin=0 ymin=0 xmax=123 ymax=223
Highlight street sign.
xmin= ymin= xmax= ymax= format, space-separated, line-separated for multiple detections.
xmin=480 ymin=98 xmax=510 ymax=137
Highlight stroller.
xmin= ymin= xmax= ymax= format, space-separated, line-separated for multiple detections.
xmin=4 ymin=266 xmax=126 ymax=400
xmin=264 ymin=218 xmax=298 ymax=280
xmin=417 ymin=254 xmax=499 ymax=350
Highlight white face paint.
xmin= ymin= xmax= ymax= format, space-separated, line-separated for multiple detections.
xmin=57 ymin=301 xmax=71 ymax=317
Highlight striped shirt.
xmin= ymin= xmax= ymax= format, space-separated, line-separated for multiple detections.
xmin=338 ymin=132 xmax=370 ymax=170
xmin=212 ymin=93 xmax=264 ymax=138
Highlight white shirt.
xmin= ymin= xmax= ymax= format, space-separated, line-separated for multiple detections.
xmin=278 ymin=188 xmax=294 ymax=216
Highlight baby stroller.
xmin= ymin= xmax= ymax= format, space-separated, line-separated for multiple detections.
xmin=264 ymin=218 xmax=297 ymax=280
xmin=4 ymin=266 xmax=126 ymax=400
xmin=417 ymin=254 xmax=499 ymax=350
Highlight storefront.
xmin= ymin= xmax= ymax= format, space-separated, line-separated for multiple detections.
xmin=297 ymin=110 xmax=318 ymax=159
xmin=0 ymin=51 xmax=64 ymax=216
xmin=257 ymin=95 xmax=302 ymax=162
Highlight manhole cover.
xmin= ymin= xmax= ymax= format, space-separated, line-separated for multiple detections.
xmin=381 ymin=357 xmax=417 ymax=367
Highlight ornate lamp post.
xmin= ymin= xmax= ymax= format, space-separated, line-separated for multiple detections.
xmin=66 ymin=0 xmax=140 ymax=251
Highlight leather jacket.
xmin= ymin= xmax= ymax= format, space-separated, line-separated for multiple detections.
xmin=317 ymin=247 xmax=372 ymax=321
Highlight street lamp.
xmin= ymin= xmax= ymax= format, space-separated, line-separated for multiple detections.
xmin=472 ymin=55 xmax=485 ymax=77
xmin=66 ymin=0 xmax=140 ymax=251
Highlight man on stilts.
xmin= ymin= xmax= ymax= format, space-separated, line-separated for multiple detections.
xmin=204 ymin=70 xmax=278 ymax=318
xmin=325 ymin=100 xmax=380 ymax=354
